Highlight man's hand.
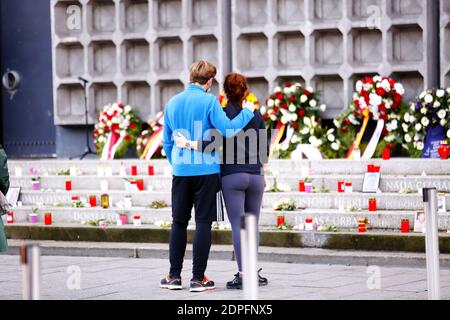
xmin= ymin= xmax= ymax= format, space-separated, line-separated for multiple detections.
xmin=242 ymin=100 xmax=256 ymax=113
xmin=174 ymin=133 xmax=189 ymax=149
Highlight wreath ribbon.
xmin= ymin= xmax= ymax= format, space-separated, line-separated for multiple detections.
xmin=101 ymin=131 xmax=123 ymax=160
xmin=346 ymin=109 xmax=370 ymax=159
xmin=141 ymin=114 xmax=165 ymax=160
xmin=269 ymin=122 xmax=286 ymax=157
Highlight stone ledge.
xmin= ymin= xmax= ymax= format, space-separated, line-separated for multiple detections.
xmin=5 ymin=224 xmax=450 ymax=254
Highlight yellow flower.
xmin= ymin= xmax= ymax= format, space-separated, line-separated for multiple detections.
xmin=219 ymin=91 xmax=260 ymax=110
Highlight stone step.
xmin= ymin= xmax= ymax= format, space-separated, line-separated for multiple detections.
xmin=6 ymin=240 xmax=450 ymax=269
xmin=8 ymin=158 xmax=450 ymax=176
xmin=5 ymin=224 xmax=450 ymax=254
xmin=5 ymin=206 xmax=450 ymax=230
xmin=9 ymin=174 xmax=450 ymax=193
xmin=16 ymin=190 xmax=450 ymax=211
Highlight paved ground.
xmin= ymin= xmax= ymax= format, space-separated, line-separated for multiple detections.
xmin=1 ymin=255 xmax=450 ymax=300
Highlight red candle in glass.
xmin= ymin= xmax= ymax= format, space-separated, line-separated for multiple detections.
xmin=7 ymin=212 xmax=14 ymax=224
xmin=299 ymin=180 xmax=305 ymax=192
xmin=338 ymin=181 xmax=345 ymax=193
xmin=65 ymin=179 xmax=72 ymax=191
xmin=438 ymin=141 xmax=450 ymax=160
xmin=401 ymin=220 xmax=410 ymax=233
xmin=137 ymin=179 xmax=144 ymax=191
xmin=89 ymin=195 xmax=97 ymax=207
xmin=368 ymin=198 xmax=377 ymax=212
xmin=148 ymin=165 xmax=155 ymax=176
xmin=277 ymin=215 xmax=285 ymax=227
xmin=131 ymin=165 xmax=138 ymax=176
xmin=44 ymin=213 xmax=52 ymax=225
xmin=382 ymin=148 xmax=391 ymax=160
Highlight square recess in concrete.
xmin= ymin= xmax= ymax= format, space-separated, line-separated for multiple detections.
xmin=121 ymin=0 xmax=149 ymax=33
xmin=55 ymin=42 xmax=85 ymax=78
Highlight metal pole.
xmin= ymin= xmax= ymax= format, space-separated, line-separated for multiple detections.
xmin=245 ymin=215 xmax=258 ymax=300
xmin=423 ymin=188 xmax=441 ymax=300
xmin=21 ymin=243 xmax=41 ymax=300
xmin=240 ymin=215 xmax=258 ymax=300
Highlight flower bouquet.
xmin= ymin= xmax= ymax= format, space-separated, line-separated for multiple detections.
xmin=334 ymin=76 xmax=406 ymax=158
xmin=399 ymin=88 xmax=450 ymax=158
xmin=272 ymin=198 xmax=297 ymax=211
xmin=93 ymin=103 xmax=142 ymax=159
xmin=260 ymin=83 xmax=328 ymax=158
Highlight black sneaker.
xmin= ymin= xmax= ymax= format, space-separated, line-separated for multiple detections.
xmin=160 ymin=275 xmax=182 ymax=290
xmin=190 ymin=275 xmax=215 ymax=292
xmin=226 ymin=273 xmax=243 ymax=290
xmin=258 ymin=268 xmax=268 ymax=287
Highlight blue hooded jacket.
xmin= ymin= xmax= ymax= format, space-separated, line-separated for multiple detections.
xmin=163 ymin=84 xmax=254 ymax=177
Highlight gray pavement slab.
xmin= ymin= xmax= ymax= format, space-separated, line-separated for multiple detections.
xmin=1 ymin=255 xmax=450 ymax=300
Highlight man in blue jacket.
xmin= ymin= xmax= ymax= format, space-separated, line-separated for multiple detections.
xmin=161 ymin=60 xmax=256 ymax=292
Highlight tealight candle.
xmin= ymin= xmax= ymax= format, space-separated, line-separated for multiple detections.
xmin=337 ymin=181 xmax=345 ymax=193
xmin=7 ymin=212 xmax=14 ymax=224
xmin=345 ymin=181 xmax=353 ymax=193
xmin=305 ymin=218 xmax=314 ymax=231
xmin=133 ymin=215 xmax=142 ymax=227
xmin=71 ymin=195 xmax=79 ymax=204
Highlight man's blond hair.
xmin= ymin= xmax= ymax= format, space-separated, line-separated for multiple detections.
xmin=189 ymin=60 xmax=217 ymax=85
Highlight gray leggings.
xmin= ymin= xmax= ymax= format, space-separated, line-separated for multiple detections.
xmin=221 ymin=173 xmax=265 ymax=272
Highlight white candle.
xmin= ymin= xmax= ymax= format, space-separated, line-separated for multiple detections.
xmin=124 ymin=196 xmax=132 ymax=209
xmin=15 ymin=167 xmax=23 ymax=177
xmin=119 ymin=166 xmax=127 ymax=177
xmin=100 ymin=180 xmax=109 ymax=191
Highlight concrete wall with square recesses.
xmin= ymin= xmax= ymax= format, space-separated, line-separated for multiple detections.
xmin=441 ymin=0 xmax=450 ymax=87
xmin=51 ymin=0 xmax=441 ymax=125
xmin=231 ymin=0 xmax=439 ymax=118
xmin=51 ymin=0 xmax=230 ymax=125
